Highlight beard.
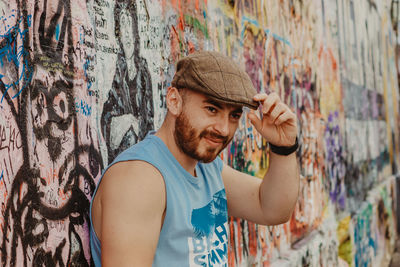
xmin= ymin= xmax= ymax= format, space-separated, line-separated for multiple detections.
xmin=174 ymin=111 xmax=233 ymax=163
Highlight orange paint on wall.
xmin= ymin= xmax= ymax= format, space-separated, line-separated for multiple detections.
xmin=248 ymin=221 xmax=257 ymax=257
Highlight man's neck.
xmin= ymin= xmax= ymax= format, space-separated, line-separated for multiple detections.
xmin=155 ymin=124 xmax=198 ymax=177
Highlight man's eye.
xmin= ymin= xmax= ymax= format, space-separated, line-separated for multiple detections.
xmin=231 ymin=113 xmax=242 ymax=120
xmin=206 ymin=106 xmax=217 ymax=113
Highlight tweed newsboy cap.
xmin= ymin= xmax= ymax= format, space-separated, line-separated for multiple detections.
xmin=171 ymin=51 xmax=259 ymax=109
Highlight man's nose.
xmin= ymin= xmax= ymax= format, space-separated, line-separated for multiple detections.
xmin=214 ymin=116 xmax=230 ymax=137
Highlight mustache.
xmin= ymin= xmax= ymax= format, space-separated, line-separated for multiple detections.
xmin=200 ymin=130 xmax=229 ymax=144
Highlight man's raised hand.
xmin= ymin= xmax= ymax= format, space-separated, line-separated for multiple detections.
xmin=247 ymin=92 xmax=297 ymax=147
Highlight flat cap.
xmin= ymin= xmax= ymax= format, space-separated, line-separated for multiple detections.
xmin=171 ymin=51 xmax=259 ymax=109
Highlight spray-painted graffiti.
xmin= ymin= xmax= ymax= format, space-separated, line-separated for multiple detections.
xmin=352 ymin=180 xmax=396 ymax=266
xmin=0 ymin=0 xmax=398 ymax=266
xmin=0 ymin=0 xmax=102 ymax=265
xmin=324 ymin=111 xmax=346 ymax=211
xmin=101 ymin=0 xmax=154 ymax=163
xmin=0 ymin=10 xmax=33 ymax=103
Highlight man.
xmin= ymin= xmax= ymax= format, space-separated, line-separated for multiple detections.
xmin=90 ymin=51 xmax=299 ymax=266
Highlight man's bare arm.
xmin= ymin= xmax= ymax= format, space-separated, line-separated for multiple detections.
xmin=94 ymin=161 xmax=165 ymax=266
xmin=223 ymin=92 xmax=299 ymax=225
xmin=222 ymin=153 xmax=299 ymax=225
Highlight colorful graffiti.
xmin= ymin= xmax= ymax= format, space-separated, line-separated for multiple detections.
xmin=0 ymin=0 xmax=399 ymax=266
xmin=0 ymin=0 xmax=102 ymax=265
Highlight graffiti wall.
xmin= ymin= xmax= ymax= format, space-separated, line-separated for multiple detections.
xmin=0 ymin=0 xmax=398 ymax=266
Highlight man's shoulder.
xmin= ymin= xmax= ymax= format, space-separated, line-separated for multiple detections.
xmin=99 ymin=134 xmax=166 ymax=189
xmin=100 ymin=160 xmax=164 ymax=200
xmin=107 ymin=160 xmax=162 ymax=178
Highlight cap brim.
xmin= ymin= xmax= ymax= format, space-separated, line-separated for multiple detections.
xmin=206 ymin=93 xmax=259 ymax=110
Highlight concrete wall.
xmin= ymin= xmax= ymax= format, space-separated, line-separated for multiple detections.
xmin=0 ymin=0 xmax=398 ymax=266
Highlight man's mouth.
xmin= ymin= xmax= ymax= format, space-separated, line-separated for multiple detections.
xmin=202 ymin=134 xmax=228 ymax=148
xmin=203 ymin=136 xmax=224 ymax=146
xmin=200 ymin=131 xmax=229 ymax=148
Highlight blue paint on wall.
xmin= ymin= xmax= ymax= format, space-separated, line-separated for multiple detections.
xmin=0 ymin=15 xmax=33 ymax=103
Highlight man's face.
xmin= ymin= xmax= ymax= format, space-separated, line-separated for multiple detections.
xmin=173 ymin=90 xmax=243 ymax=163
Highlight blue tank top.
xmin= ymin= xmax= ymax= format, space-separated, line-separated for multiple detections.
xmin=89 ymin=133 xmax=229 ymax=266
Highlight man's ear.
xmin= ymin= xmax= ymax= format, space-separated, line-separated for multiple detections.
xmin=166 ymin=87 xmax=183 ymax=116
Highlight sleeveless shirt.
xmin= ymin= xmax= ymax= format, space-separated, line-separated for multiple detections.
xmin=89 ymin=133 xmax=229 ymax=266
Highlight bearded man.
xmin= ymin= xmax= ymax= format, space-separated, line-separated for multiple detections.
xmin=89 ymin=51 xmax=300 ymax=266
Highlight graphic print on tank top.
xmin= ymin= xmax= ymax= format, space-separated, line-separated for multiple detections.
xmin=188 ymin=189 xmax=229 ymax=267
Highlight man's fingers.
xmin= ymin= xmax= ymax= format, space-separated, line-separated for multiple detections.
xmin=274 ymin=111 xmax=296 ymax=125
xmin=268 ymin=102 xmax=286 ymax=122
xmin=253 ymin=92 xmax=295 ymax=126
xmin=256 ymin=92 xmax=280 ymax=115
xmin=253 ymin=93 xmax=268 ymax=102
